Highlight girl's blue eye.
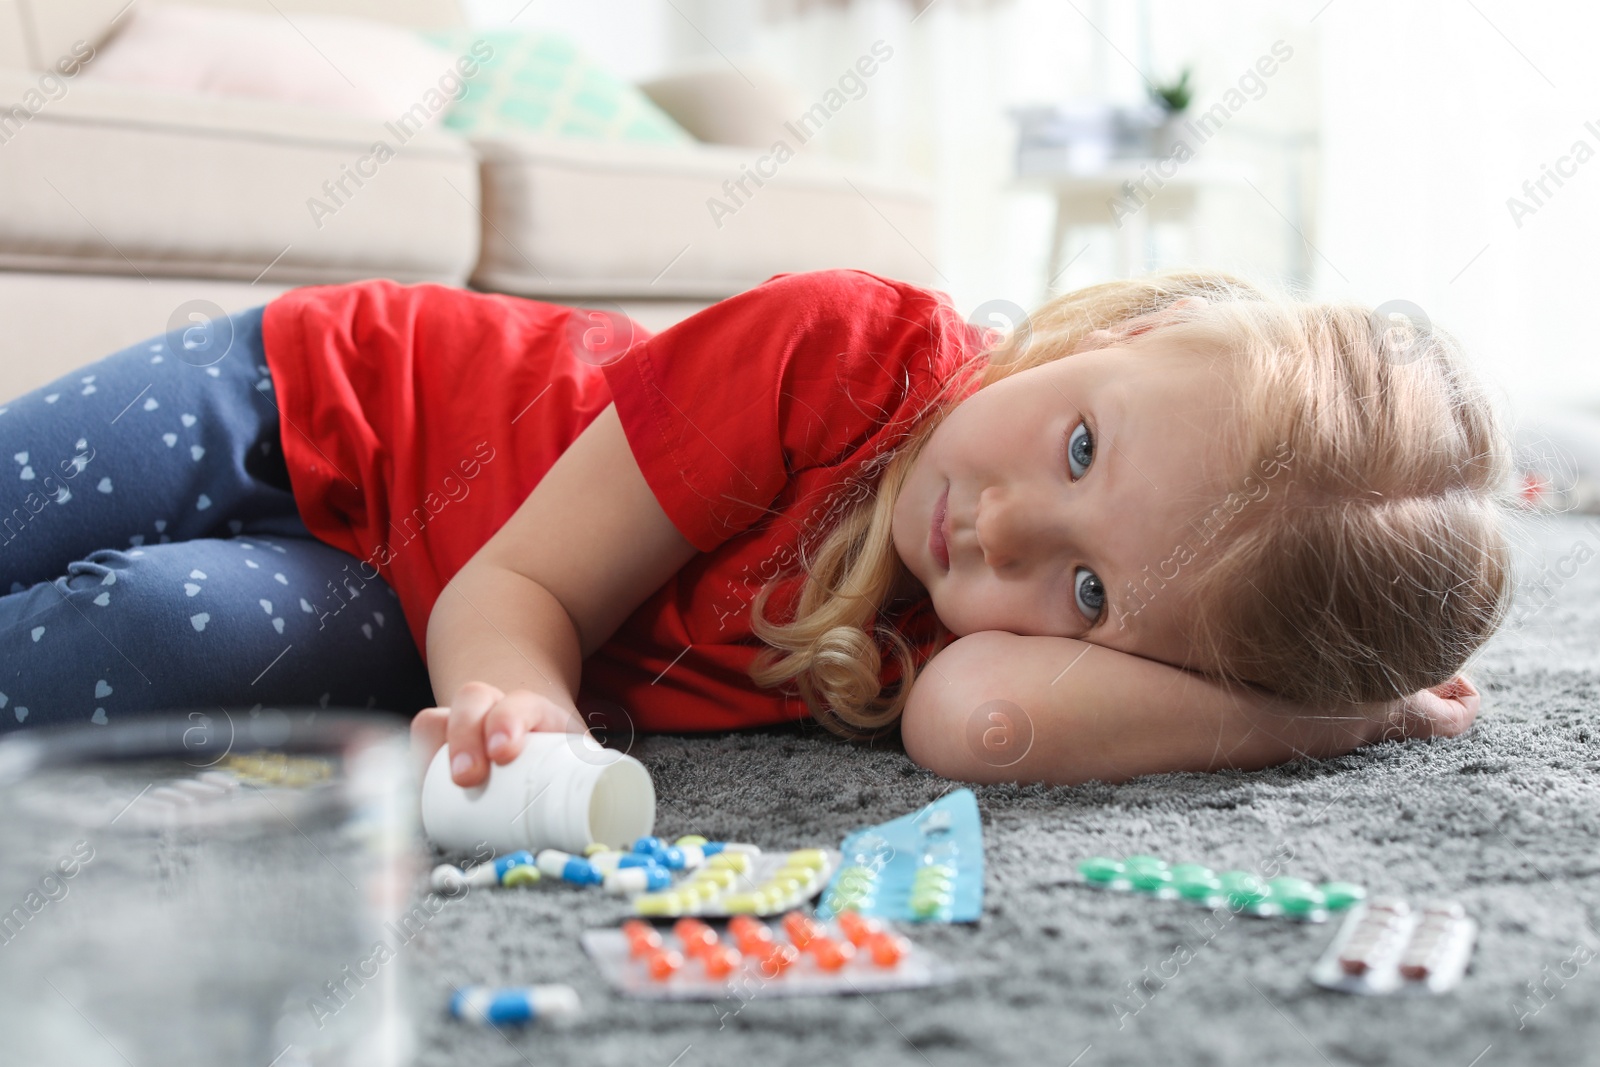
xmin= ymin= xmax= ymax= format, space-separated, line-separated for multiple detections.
xmin=1066 ymin=421 xmax=1094 ymax=480
xmin=1073 ymin=567 xmax=1105 ymax=622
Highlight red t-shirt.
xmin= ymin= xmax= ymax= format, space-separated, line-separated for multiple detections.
xmin=262 ymin=270 xmax=989 ymax=730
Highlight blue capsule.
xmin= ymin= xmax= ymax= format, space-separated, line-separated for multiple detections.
xmin=450 ymin=985 xmax=580 ymax=1026
xmin=536 ymin=849 xmax=604 ymax=886
xmin=618 ymin=853 xmax=658 ymax=869
xmin=657 ymin=846 xmax=687 ymax=870
xmin=631 ymin=836 xmax=666 ymax=855
xmin=701 ymin=841 xmax=726 ymax=856
xmin=493 ymin=850 xmax=536 ymax=880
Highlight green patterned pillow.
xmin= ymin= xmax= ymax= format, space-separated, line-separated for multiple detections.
xmin=422 ymin=29 xmax=694 ymax=146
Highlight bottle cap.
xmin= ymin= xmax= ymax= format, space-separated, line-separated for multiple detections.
xmin=421 ymin=733 xmax=655 ymax=854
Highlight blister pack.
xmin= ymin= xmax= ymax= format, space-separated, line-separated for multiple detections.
xmin=816 ymin=788 xmax=984 ymax=922
xmin=582 ymin=913 xmax=954 ymax=1000
xmin=1077 ymin=853 xmax=1366 ymax=923
xmin=630 ymin=847 xmax=841 ymax=918
xmin=1310 ymin=899 xmax=1477 ymax=995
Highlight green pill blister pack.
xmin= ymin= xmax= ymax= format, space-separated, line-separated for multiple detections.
xmin=1078 ymin=854 xmax=1366 ymax=923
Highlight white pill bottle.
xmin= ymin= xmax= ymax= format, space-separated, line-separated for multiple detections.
xmin=420 ymin=733 xmax=655 ymax=855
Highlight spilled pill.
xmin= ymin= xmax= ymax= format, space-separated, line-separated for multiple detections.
xmin=536 ymin=850 xmax=603 ymax=886
xmin=605 ymin=865 xmax=670 ymax=895
xmin=450 ymin=985 xmax=579 ymax=1026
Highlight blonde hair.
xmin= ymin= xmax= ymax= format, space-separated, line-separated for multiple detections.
xmin=749 ymin=272 xmax=1513 ymax=736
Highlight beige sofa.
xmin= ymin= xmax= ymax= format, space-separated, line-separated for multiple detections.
xmin=0 ymin=0 xmax=938 ymax=399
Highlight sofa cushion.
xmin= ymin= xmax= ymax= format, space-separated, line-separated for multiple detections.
xmin=1 ymin=0 xmax=464 ymax=73
xmin=0 ymin=70 xmax=480 ymax=284
xmin=638 ymin=63 xmax=807 ymax=149
xmin=424 ymin=29 xmax=694 ymax=147
xmin=469 ymin=133 xmax=940 ymax=299
xmin=79 ymin=5 xmax=459 ymax=122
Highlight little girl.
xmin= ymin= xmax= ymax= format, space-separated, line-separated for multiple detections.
xmin=0 ymin=270 xmax=1507 ymax=786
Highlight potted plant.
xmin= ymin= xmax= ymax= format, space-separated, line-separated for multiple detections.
xmin=1146 ymin=67 xmax=1193 ymax=157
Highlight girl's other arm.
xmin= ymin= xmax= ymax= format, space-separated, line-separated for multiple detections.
xmin=415 ymin=404 xmax=698 ymax=785
xmin=901 ymin=630 xmax=1478 ymax=786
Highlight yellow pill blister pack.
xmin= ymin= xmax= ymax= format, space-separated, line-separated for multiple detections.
xmin=632 ymin=847 xmax=841 ymax=919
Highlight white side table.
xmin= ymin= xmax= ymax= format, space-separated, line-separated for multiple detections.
xmin=1014 ymin=160 xmax=1254 ymax=286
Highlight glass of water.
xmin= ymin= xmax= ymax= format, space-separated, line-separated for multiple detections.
xmin=0 ymin=710 xmax=419 ymax=1067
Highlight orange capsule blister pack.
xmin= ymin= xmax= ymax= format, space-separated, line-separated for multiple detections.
xmin=1310 ymin=899 xmax=1477 ymax=995
xmin=580 ymin=912 xmax=955 ymax=1000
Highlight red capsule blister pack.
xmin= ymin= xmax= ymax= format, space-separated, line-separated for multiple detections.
xmin=581 ymin=912 xmax=954 ymax=1000
xmin=1310 ymin=899 xmax=1477 ymax=995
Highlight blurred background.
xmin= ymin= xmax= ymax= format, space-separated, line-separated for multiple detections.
xmin=3 ymin=0 xmax=1597 ymax=504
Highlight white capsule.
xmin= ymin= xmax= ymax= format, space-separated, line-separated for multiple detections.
xmin=462 ymin=862 xmax=501 ymax=888
xmin=431 ymin=864 xmax=467 ymax=893
xmin=604 ymin=868 xmax=640 ymax=895
xmin=588 ymin=851 xmax=625 ymax=874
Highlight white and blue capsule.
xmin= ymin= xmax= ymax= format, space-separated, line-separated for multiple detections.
xmin=603 ymin=864 xmax=671 ymax=895
xmin=433 ymin=850 xmax=539 ymax=892
xmin=450 ymin=985 xmax=581 ymax=1026
xmin=536 ymin=849 xmax=604 ymax=885
xmin=589 ymin=851 xmax=661 ymax=874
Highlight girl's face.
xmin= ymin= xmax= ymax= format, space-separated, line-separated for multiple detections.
xmin=891 ymin=329 xmax=1243 ymax=670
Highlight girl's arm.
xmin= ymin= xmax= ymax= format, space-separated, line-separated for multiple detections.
xmin=414 ymin=404 xmax=699 ymax=785
xmin=901 ymin=630 xmax=1479 ymax=786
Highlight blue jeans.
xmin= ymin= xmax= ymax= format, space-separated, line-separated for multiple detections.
xmin=0 ymin=306 xmax=434 ymax=731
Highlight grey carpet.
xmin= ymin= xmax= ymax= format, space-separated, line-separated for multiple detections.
xmin=408 ymin=512 xmax=1600 ymax=1067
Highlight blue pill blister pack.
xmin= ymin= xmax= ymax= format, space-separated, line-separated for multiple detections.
xmin=815 ymin=788 xmax=984 ymax=923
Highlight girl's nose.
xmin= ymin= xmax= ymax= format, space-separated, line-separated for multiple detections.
xmin=974 ymin=485 xmax=1056 ymax=570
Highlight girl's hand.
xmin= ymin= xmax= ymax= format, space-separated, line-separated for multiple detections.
xmin=410 ymin=681 xmax=588 ymax=788
xmin=1382 ymin=675 xmax=1481 ymax=743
